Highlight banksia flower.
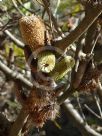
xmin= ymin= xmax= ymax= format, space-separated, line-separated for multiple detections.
xmin=50 ymin=56 xmax=75 ymax=81
xmin=19 ymin=15 xmax=45 ymax=51
xmin=24 ymin=87 xmax=58 ymax=127
xmin=38 ymin=51 xmax=56 ymax=73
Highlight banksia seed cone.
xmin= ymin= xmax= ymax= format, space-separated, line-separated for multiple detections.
xmin=50 ymin=56 xmax=75 ymax=81
xmin=24 ymin=87 xmax=58 ymax=127
xmin=19 ymin=15 xmax=45 ymax=51
xmin=38 ymin=51 xmax=56 ymax=73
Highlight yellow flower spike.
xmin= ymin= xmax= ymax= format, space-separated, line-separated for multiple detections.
xmin=38 ymin=51 xmax=56 ymax=73
xmin=50 ymin=56 xmax=75 ymax=81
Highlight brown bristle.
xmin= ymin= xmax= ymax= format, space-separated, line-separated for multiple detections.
xmin=24 ymin=87 xmax=58 ymax=127
xmin=19 ymin=15 xmax=45 ymax=51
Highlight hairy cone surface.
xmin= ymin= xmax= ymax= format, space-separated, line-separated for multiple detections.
xmin=19 ymin=15 xmax=45 ymax=51
xmin=24 ymin=87 xmax=58 ymax=127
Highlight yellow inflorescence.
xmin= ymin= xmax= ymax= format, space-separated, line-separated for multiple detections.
xmin=50 ymin=56 xmax=75 ymax=81
xmin=38 ymin=51 xmax=56 ymax=73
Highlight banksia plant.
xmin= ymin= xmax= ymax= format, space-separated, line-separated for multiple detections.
xmin=24 ymin=87 xmax=58 ymax=127
xmin=19 ymin=15 xmax=45 ymax=51
xmin=19 ymin=14 xmax=75 ymax=128
xmin=38 ymin=51 xmax=56 ymax=73
xmin=50 ymin=56 xmax=75 ymax=81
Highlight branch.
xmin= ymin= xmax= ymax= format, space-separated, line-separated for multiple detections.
xmin=0 ymin=21 xmax=24 ymax=49
xmin=11 ymin=0 xmax=24 ymax=16
xmin=0 ymin=60 xmax=31 ymax=136
xmin=62 ymin=99 xmax=102 ymax=136
xmin=73 ymin=20 xmax=99 ymax=89
xmin=4 ymin=30 xmax=24 ymax=49
xmin=97 ymin=80 xmax=102 ymax=104
xmin=53 ymin=0 xmax=60 ymax=16
xmin=0 ymin=60 xmax=32 ymax=88
xmin=42 ymin=0 xmax=63 ymax=37
xmin=84 ymin=104 xmax=102 ymax=120
xmin=0 ymin=59 xmax=31 ymax=136
xmin=9 ymin=107 xmax=28 ymax=136
xmin=53 ymin=5 xmax=102 ymax=51
xmin=57 ymin=14 xmax=100 ymax=104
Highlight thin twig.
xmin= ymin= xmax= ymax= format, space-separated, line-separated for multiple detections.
xmin=42 ymin=0 xmax=64 ymax=37
xmin=93 ymin=93 xmax=102 ymax=118
xmin=53 ymin=0 xmax=60 ymax=17
xmin=97 ymin=80 xmax=102 ymax=104
xmin=4 ymin=30 xmax=24 ymax=49
xmin=73 ymin=20 xmax=98 ymax=89
xmin=76 ymin=93 xmax=86 ymax=122
xmin=11 ymin=0 xmax=24 ymax=16
xmin=84 ymin=104 xmax=102 ymax=120
xmin=0 ymin=60 xmax=32 ymax=88
xmin=0 ymin=22 xmax=24 ymax=49
xmin=62 ymin=99 xmax=102 ymax=136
